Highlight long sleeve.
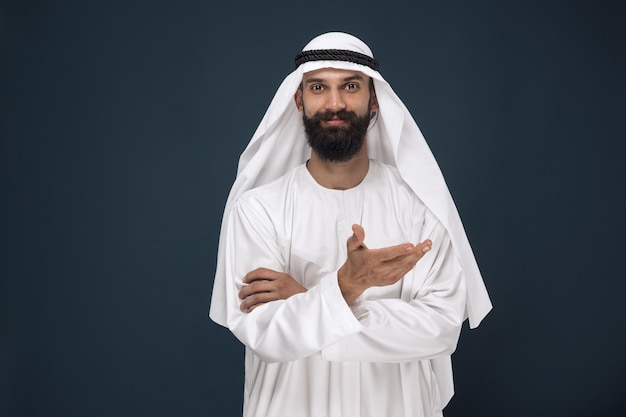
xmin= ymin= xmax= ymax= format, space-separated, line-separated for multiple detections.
xmin=223 ymin=197 xmax=363 ymax=363
xmin=212 ymin=161 xmax=475 ymax=416
xmin=322 ymin=211 xmax=466 ymax=363
xmin=220 ymin=162 xmax=467 ymax=366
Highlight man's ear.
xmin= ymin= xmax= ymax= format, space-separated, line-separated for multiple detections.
xmin=370 ymin=90 xmax=379 ymax=112
xmin=294 ymin=89 xmax=304 ymax=112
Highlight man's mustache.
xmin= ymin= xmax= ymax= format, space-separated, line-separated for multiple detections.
xmin=316 ymin=110 xmax=358 ymax=122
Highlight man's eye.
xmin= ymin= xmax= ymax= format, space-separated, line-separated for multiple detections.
xmin=311 ymin=85 xmax=323 ymax=91
xmin=345 ymin=83 xmax=359 ymax=90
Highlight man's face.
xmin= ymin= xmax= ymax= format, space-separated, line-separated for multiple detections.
xmin=294 ymin=68 xmax=378 ymax=162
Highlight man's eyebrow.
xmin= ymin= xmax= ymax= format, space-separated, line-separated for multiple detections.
xmin=304 ymin=77 xmax=325 ymax=85
xmin=303 ymin=74 xmax=366 ymax=85
xmin=343 ymin=75 xmax=366 ymax=82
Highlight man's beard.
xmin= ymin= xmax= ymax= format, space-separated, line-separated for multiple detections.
xmin=303 ymin=109 xmax=371 ymax=162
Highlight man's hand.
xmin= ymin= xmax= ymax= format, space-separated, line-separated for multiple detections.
xmin=239 ymin=268 xmax=307 ymax=313
xmin=338 ymin=224 xmax=432 ymax=305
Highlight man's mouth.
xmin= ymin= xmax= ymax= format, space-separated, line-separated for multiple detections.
xmin=322 ymin=118 xmax=348 ymax=127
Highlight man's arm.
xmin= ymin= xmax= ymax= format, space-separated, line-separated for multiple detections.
xmin=239 ymin=216 xmax=465 ymax=364
xmin=222 ymin=198 xmax=365 ymax=363
xmin=239 ymin=224 xmax=432 ymax=310
xmin=323 ymin=216 xmax=466 ymax=363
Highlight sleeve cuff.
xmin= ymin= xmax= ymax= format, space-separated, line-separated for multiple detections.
xmin=320 ymin=273 xmax=364 ymax=335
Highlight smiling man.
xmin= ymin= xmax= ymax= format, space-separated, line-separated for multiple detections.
xmin=210 ymin=32 xmax=492 ymax=417
xmin=299 ymin=69 xmax=375 ymax=165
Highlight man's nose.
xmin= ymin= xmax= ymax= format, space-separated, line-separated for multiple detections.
xmin=324 ymin=89 xmax=346 ymax=112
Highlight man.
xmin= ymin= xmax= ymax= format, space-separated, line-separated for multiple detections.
xmin=210 ymin=32 xmax=491 ymax=417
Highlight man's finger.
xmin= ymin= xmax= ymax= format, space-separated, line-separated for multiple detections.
xmin=239 ymin=280 xmax=273 ymax=299
xmin=244 ymin=268 xmax=280 ymax=283
xmin=240 ymin=292 xmax=276 ymax=312
xmin=377 ymin=240 xmax=433 ymax=284
xmin=371 ymin=238 xmax=433 ymax=262
xmin=416 ymin=239 xmax=432 ymax=253
xmin=370 ymin=243 xmax=416 ymax=262
xmin=347 ymin=224 xmax=367 ymax=252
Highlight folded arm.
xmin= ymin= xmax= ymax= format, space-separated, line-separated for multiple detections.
xmin=225 ymin=197 xmax=465 ymax=364
xmin=223 ymin=199 xmax=363 ymax=363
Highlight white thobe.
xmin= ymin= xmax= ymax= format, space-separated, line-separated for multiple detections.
xmin=222 ymin=159 xmax=467 ymax=417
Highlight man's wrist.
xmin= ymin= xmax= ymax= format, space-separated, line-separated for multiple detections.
xmin=337 ymin=265 xmax=362 ymax=306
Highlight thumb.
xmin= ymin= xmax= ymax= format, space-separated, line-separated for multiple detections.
xmin=347 ymin=224 xmax=366 ymax=252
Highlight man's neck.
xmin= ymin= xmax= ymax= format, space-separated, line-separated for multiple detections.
xmin=306 ymin=145 xmax=369 ymax=190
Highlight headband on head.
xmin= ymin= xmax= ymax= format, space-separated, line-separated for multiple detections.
xmin=295 ymin=49 xmax=380 ymax=71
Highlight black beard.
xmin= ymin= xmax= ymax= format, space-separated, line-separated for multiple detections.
xmin=303 ymin=109 xmax=371 ymax=162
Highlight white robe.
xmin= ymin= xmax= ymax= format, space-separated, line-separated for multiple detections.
xmin=222 ymin=160 xmax=467 ymax=417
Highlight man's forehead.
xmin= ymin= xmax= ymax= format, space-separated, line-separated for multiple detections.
xmin=301 ymin=67 xmax=369 ymax=82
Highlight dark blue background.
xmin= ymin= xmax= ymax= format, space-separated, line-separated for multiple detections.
xmin=2 ymin=1 xmax=625 ymax=416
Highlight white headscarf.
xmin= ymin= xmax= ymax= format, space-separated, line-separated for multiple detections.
xmin=210 ymin=31 xmax=491 ymax=329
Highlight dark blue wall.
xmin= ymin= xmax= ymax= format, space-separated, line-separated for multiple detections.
xmin=2 ymin=1 xmax=625 ymax=416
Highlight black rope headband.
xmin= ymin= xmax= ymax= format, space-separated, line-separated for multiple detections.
xmin=294 ymin=49 xmax=379 ymax=71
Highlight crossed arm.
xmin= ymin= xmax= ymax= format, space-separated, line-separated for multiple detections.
xmin=224 ymin=197 xmax=464 ymax=363
xmin=240 ymin=224 xmax=432 ymax=312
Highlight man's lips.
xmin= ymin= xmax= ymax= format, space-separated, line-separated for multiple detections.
xmin=322 ymin=118 xmax=348 ymax=127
